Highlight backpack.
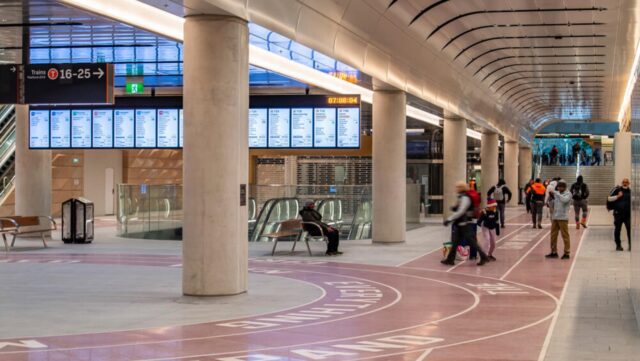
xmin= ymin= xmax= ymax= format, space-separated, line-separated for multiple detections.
xmin=494 ymin=185 xmax=505 ymax=201
xmin=606 ymin=187 xmax=619 ymax=211
xmin=466 ymin=189 xmax=482 ymax=219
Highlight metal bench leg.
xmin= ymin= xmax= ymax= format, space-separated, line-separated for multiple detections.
xmin=41 ymin=232 xmax=48 ymax=248
xmin=306 ymin=238 xmax=312 ymax=256
xmin=2 ymin=234 xmax=7 ymax=252
xmin=10 ymin=234 xmax=16 ymax=247
xmin=291 ymin=235 xmax=298 ymax=254
xmin=271 ymin=238 xmax=278 ymax=256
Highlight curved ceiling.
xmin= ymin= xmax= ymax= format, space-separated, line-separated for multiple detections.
xmin=146 ymin=0 xmax=639 ymax=141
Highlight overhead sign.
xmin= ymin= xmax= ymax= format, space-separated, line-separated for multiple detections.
xmin=0 ymin=65 xmax=19 ymax=104
xmin=125 ymin=82 xmax=144 ymax=94
xmin=24 ymin=63 xmax=114 ymax=104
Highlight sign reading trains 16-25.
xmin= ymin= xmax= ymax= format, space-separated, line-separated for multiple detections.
xmin=24 ymin=63 xmax=114 ymax=104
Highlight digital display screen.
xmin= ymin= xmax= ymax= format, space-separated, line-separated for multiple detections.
xmin=157 ymin=109 xmax=179 ymax=148
xmin=248 ymin=108 xmax=267 ymax=148
xmin=268 ymin=108 xmax=290 ymax=148
xmin=179 ymin=109 xmax=184 ymax=148
xmin=29 ymin=110 xmax=50 ymax=148
xmin=71 ymin=110 xmax=92 ymax=148
xmin=135 ymin=109 xmax=157 ymax=148
xmin=291 ymin=108 xmax=313 ymax=148
xmin=92 ymin=109 xmax=113 ymax=148
xmin=337 ymin=107 xmax=360 ymax=148
xmin=313 ymin=108 xmax=336 ymax=147
xmin=114 ymin=109 xmax=135 ymax=148
xmin=50 ymin=110 xmax=71 ymax=148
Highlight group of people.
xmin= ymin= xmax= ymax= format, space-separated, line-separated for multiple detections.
xmin=543 ymin=144 xmax=602 ymax=166
xmin=441 ymin=179 xmax=513 ymax=266
xmin=524 ymin=177 xmax=589 ymax=231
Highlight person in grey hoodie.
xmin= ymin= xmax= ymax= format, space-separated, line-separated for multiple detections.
xmin=545 ymin=180 xmax=572 ymax=259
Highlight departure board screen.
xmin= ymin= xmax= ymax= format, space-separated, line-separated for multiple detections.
xmin=268 ymin=108 xmax=290 ymax=148
xmin=50 ymin=110 xmax=71 ymax=148
xmin=291 ymin=108 xmax=313 ymax=148
xmin=28 ymin=94 xmax=361 ymax=149
xmin=92 ymin=109 xmax=113 ymax=148
xmin=313 ymin=108 xmax=336 ymax=147
xmin=71 ymin=110 xmax=92 ymax=148
xmin=114 ymin=109 xmax=135 ymax=148
xmin=29 ymin=110 xmax=50 ymax=148
xmin=248 ymin=108 xmax=267 ymax=148
xmin=135 ymin=109 xmax=156 ymax=148
xmin=157 ymin=109 xmax=179 ymax=148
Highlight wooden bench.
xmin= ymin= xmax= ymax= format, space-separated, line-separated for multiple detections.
xmin=0 ymin=216 xmax=57 ymax=252
xmin=264 ymin=219 xmax=329 ymax=256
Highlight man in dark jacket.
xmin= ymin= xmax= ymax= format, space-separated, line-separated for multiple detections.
xmin=570 ymin=175 xmax=590 ymax=229
xmin=487 ymin=179 xmax=513 ymax=228
xmin=299 ymin=200 xmax=341 ymax=255
xmin=608 ymin=178 xmax=631 ymax=251
xmin=441 ymin=182 xmax=489 ymax=266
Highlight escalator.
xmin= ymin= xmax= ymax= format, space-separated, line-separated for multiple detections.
xmin=0 ymin=105 xmax=17 ymax=208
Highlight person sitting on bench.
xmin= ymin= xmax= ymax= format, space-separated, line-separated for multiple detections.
xmin=299 ymin=200 xmax=342 ymax=256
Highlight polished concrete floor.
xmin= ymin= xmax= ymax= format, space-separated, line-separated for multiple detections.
xmin=0 ymin=206 xmax=637 ymax=360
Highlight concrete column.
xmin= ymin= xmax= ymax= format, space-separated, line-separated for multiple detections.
xmin=504 ymin=140 xmax=519 ymax=206
xmin=443 ymin=116 xmax=467 ymax=218
xmin=614 ymin=132 xmax=632 ymax=184
xmin=15 ymin=105 xmax=51 ymax=216
xmin=372 ymin=90 xmax=406 ymax=243
xmin=182 ymin=15 xmax=248 ymax=296
xmin=518 ymin=147 xmax=532 ymax=188
xmin=480 ymin=132 xmax=499 ymax=206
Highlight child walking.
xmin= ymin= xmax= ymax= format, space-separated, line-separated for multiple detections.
xmin=477 ymin=199 xmax=500 ymax=261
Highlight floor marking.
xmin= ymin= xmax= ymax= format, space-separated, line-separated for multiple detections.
xmin=536 ymin=217 xmax=591 ymax=361
xmin=499 ymin=230 xmax=551 ymax=280
xmin=0 ymin=269 xmax=404 ymax=355
xmin=413 ymin=348 xmax=433 ymax=361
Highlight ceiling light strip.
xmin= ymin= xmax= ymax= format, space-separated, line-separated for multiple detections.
xmin=617 ymin=40 xmax=640 ymax=123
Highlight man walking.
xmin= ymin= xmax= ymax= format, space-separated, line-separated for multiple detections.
xmin=570 ymin=175 xmax=589 ymax=229
xmin=546 ymin=180 xmax=572 ymax=259
xmin=608 ymin=178 xmax=631 ymax=251
xmin=487 ymin=179 xmax=512 ymax=228
xmin=441 ymin=182 xmax=489 ymax=266
xmin=530 ymin=178 xmax=546 ymax=229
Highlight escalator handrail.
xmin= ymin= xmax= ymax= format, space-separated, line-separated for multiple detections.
xmin=0 ymin=111 xmax=16 ymax=140
xmin=0 ymin=141 xmax=16 ymax=172
xmin=250 ymin=197 xmax=300 ymax=242
xmin=0 ymin=121 xmax=15 ymax=147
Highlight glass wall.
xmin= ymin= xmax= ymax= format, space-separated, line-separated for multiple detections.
xmin=631 ymin=96 xmax=640 ymax=326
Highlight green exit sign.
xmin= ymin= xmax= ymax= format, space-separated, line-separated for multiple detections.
xmin=126 ymin=83 xmax=144 ymax=94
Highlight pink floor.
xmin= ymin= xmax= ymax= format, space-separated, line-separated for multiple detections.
xmin=0 ymin=213 xmax=587 ymax=360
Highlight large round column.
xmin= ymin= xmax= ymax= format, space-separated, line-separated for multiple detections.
xmin=504 ymin=140 xmax=519 ymax=206
xmin=372 ymin=90 xmax=406 ymax=243
xmin=480 ymin=132 xmax=499 ymax=206
xmin=518 ymin=146 xmax=532 ymax=187
xmin=182 ymin=15 xmax=249 ymax=296
xmin=614 ymin=132 xmax=631 ymax=183
xmin=443 ymin=115 xmax=467 ymax=218
xmin=15 ymin=105 xmax=51 ymax=216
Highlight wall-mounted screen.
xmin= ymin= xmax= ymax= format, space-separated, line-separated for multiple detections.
xmin=135 ymin=109 xmax=156 ymax=148
xmin=248 ymin=108 xmax=267 ymax=148
xmin=28 ymin=94 xmax=361 ymax=150
xmin=50 ymin=110 xmax=71 ymax=148
xmin=268 ymin=108 xmax=290 ymax=148
xmin=157 ymin=109 xmax=179 ymax=148
xmin=291 ymin=108 xmax=313 ymax=148
xmin=29 ymin=110 xmax=50 ymax=148
xmin=92 ymin=109 xmax=113 ymax=148
xmin=114 ymin=109 xmax=135 ymax=148
xmin=71 ymin=110 xmax=92 ymax=148
xmin=179 ymin=109 xmax=184 ymax=148
xmin=314 ymin=108 xmax=336 ymax=147
xmin=337 ymin=107 xmax=360 ymax=148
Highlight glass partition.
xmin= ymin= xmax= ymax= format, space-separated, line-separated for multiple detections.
xmin=116 ymin=184 xmax=374 ymax=241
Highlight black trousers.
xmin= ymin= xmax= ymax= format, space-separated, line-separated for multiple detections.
xmin=445 ymin=223 xmax=487 ymax=262
xmin=325 ymin=229 xmax=340 ymax=252
xmin=614 ymin=214 xmax=631 ymax=249
xmin=497 ymin=201 xmax=506 ymax=226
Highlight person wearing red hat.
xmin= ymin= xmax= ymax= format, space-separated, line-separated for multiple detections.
xmin=477 ymin=198 xmax=501 ymax=261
